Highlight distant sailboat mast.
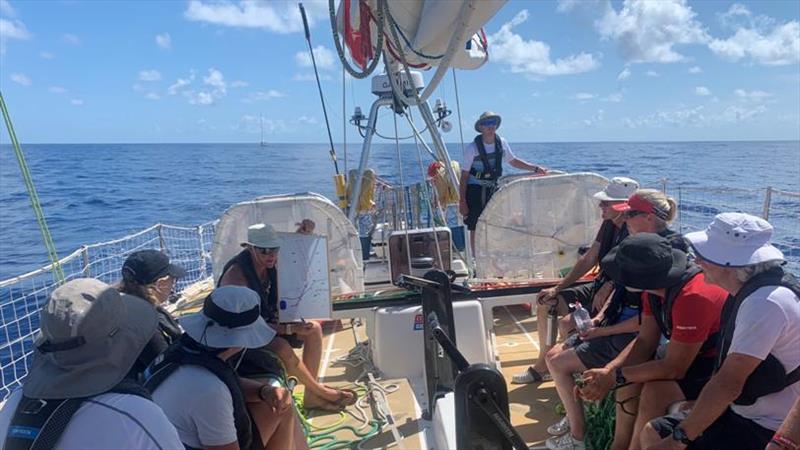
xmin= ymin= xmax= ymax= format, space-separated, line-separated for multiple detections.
xmin=260 ymin=114 xmax=267 ymax=147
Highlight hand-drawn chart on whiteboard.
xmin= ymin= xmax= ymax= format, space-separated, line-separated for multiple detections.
xmin=277 ymin=232 xmax=331 ymax=322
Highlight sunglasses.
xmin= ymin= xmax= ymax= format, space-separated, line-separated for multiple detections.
xmin=625 ymin=210 xmax=648 ymax=218
xmin=253 ymin=246 xmax=279 ymax=255
xmin=599 ymin=201 xmax=623 ymax=207
xmin=479 ymin=119 xmax=499 ymax=128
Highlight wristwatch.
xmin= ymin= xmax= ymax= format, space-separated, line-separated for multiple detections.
xmin=672 ymin=425 xmax=694 ymax=445
xmin=614 ymin=367 xmax=627 ymax=386
xmin=284 ymin=323 xmax=293 ymax=334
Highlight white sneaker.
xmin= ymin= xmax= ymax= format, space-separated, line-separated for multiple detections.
xmin=545 ymin=433 xmax=585 ymax=450
xmin=546 ymin=416 xmax=570 ymax=436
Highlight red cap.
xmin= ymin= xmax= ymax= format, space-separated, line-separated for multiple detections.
xmin=612 ymin=194 xmax=669 ymax=220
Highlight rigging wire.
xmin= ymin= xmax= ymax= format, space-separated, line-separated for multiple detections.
xmin=300 ymin=3 xmax=340 ymax=176
xmin=0 ymin=92 xmax=65 ymax=284
xmin=391 ymin=112 xmax=414 ymax=276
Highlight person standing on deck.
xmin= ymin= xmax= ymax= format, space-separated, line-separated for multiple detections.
xmin=458 ymin=111 xmax=549 ymax=254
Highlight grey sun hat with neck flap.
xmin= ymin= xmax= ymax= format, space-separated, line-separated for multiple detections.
xmin=180 ymin=285 xmax=276 ymax=349
xmin=601 ymin=233 xmax=690 ymax=290
xmin=241 ymin=223 xmax=280 ymax=249
xmin=23 ymin=278 xmax=158 ymax=399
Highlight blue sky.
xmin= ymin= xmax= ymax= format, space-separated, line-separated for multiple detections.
xmin=1 ymin=0 xmax=799 ymax=143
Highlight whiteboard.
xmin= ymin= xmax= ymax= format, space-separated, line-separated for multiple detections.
xmin=276 ymin=232 xmax=331 ymax=321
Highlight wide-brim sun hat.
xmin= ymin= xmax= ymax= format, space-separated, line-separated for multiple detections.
xmin=601 ymin=233 xmax=689 ymax=290
xmin=685 ymin=212 xmax=784 ymax=267
xmin=181 ymin=285 xmax=276 ymax=349
xmin=241 ymin=223 xmax=280 ymax=249
xmin=474 ymin=111 xmax=502 ymax=132
xmin=594 ymin=177 xmax=640 ymax=202
xmin=24 ymin=278 xmax=158 ymax=399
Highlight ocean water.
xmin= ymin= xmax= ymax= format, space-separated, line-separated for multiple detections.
xmin=1 ymin=141 xmax=799 ymax=279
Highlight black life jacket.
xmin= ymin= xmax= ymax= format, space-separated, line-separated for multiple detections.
xmin=715 ymin=267 xmax=800 ymax=406
xmin=3 ymin=378 xmax=151 ymax=450
xmin=145 ymin=336 xmax=253 ymax=450
xmin=468 ymin=135 xmax=503 ymax=183
xmin=218 ymin=250 xmax=278 ymax=323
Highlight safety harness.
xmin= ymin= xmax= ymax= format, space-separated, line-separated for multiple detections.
xmin=145 ymin=334 xmax=253 ymax=450
xmin=715 ymin=267 xmax=800 ymax=405
xmin=3 ymin=378 xmax=150 ymax=450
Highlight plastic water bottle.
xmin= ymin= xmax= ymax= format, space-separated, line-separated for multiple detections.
xmin=546 ymin=305 xmax=558 ymax=346
xmin=573 ymin=303 xmax=593 ymax=335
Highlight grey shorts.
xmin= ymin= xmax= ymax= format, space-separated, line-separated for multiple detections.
xmin=564 ymin=332 xmax=637 ymax=369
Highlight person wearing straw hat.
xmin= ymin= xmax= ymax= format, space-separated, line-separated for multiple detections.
xmin=642 ymin=213 xmax=800 ymax=450
xmin=219 ymin=223 xmax=357 ymax=412
xmin=147 ymin=285 xmax=306 ymax=450
xmin=458 ymin=111 xmax=549 ymax=254
xmin=512 ymin=176 xmax=639 ymax=386
xmin=0 ymin=278 xmax=182 ymax=450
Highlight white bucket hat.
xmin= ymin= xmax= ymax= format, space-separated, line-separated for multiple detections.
xmin=241 ymin=223 xmax=280 ymax=249
xmin=180 ymin=286 xmax=276 ymax=349
xmin=24 ymin=278 xmax=158 ymax=399
xmin=685 ymin=212 xmax=784 ymax=267
xmin=593 ymin=177 xmax=640 ymax=202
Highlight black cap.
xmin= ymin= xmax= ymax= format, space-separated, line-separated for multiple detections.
xmin=600 ymin=233 xmax=689 ymax=289
xmin=122 ymin=250 xmax=187 ymax=285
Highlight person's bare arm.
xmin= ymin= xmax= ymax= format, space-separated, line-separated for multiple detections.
xmin=767 ymin=397 xmax=800 ymax=450
xmin=510 ymin=158 xmax=547 ymax=173
xmin=218 ymin=265 xmax=249 ymax=287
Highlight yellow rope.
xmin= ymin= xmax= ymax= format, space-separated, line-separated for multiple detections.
xmin=0 ymin=91 xmax=64 ymax=283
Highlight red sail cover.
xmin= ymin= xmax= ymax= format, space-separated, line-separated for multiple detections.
xmin=344 ymin=0 xmax=373 ymax=69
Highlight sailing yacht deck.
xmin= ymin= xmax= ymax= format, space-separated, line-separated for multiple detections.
xmin=303 ymin=305 xmax=559 ymax=449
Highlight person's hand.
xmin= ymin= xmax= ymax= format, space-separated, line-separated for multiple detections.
xmin=579 ymin=326 xmax=606 ymax=340
xmin=644 ymin=437 xmax=686 ymax=450
xmin=579 ymin=367 xmax=615 ymax=401
xmin=459 ymin=200 xmax=468 ymax=216
xmin=260 ymin=386 xmax=293 ymax=414
xmin=537 ymin=287 xmax=560 ymax=306
xmin=296 ymin=219 xmax=315 ymax=235
xmin=293 ymin=321 xmax=316 ymax=337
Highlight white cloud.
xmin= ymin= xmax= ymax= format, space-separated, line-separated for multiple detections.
xmin=488 ymin=10 xmax=600 ymax=77
xmin=243 ymin=89 xmax=285 ymax=103
xmin=168 ymin=68 xmax=227 ymax=105
xmin=10 ymin=73 xmax=31 ymax=86
xmin=645 ymin=70 xmax=660 ymax=77
xmin=297 ymin=115 xmax=318 ymax=125
xmin=604 ymin=92 xmax=624 ymax=102
xmin=584 ymin=109 xmax=606 ymax=126
xmin=573 ymin=92 xmax=596 ymax=100
xmin=734 ymin=89 xmax=772 ymax=101
xmin=617 ymin=67 xmax=631 ymax=81
xmin=168 ymin=73 xmax=194 ymax=95
xmin=138 ymin=70 xmax=162 ymax=82
xmin=146 ymin=93 xmax=161 ymax=100
xmin=62 ymin=33 xmax=80 ymax=45
xmin=230 ymin=80 xmax=249 ymax=88
xmin=184 ymin=0 xmax=326 ymax=34
xmin=237 ymin=114 xmax=287 ymax=134
xmin=49 ymin=86 xmax=67 ymax=94
xmin=594 ymin=0 xmax=709 ymax=64
xmin=0 ymin=18 xmax=31 ymax=53
xmin=294 ymin=45 xmax=336 ymax=70
xmin=709 ymin=21 xmax=800 ymax=66
xmin=695 ymin=86 xmax=711 ymax=96
xmin=721 ymin=104 xmax=767 ymax=122
xmin=40 ymin=51 xmax=54 ymax=59
xmin=688 ymin=66 xmax=702 ymax=74
xmin=155 ymin=33 xmax=171 ymax=49
xmin=622 ymin=105 xmax=706 ymax=128
xmin=70 ymin=99 xmax=84 ymax=106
